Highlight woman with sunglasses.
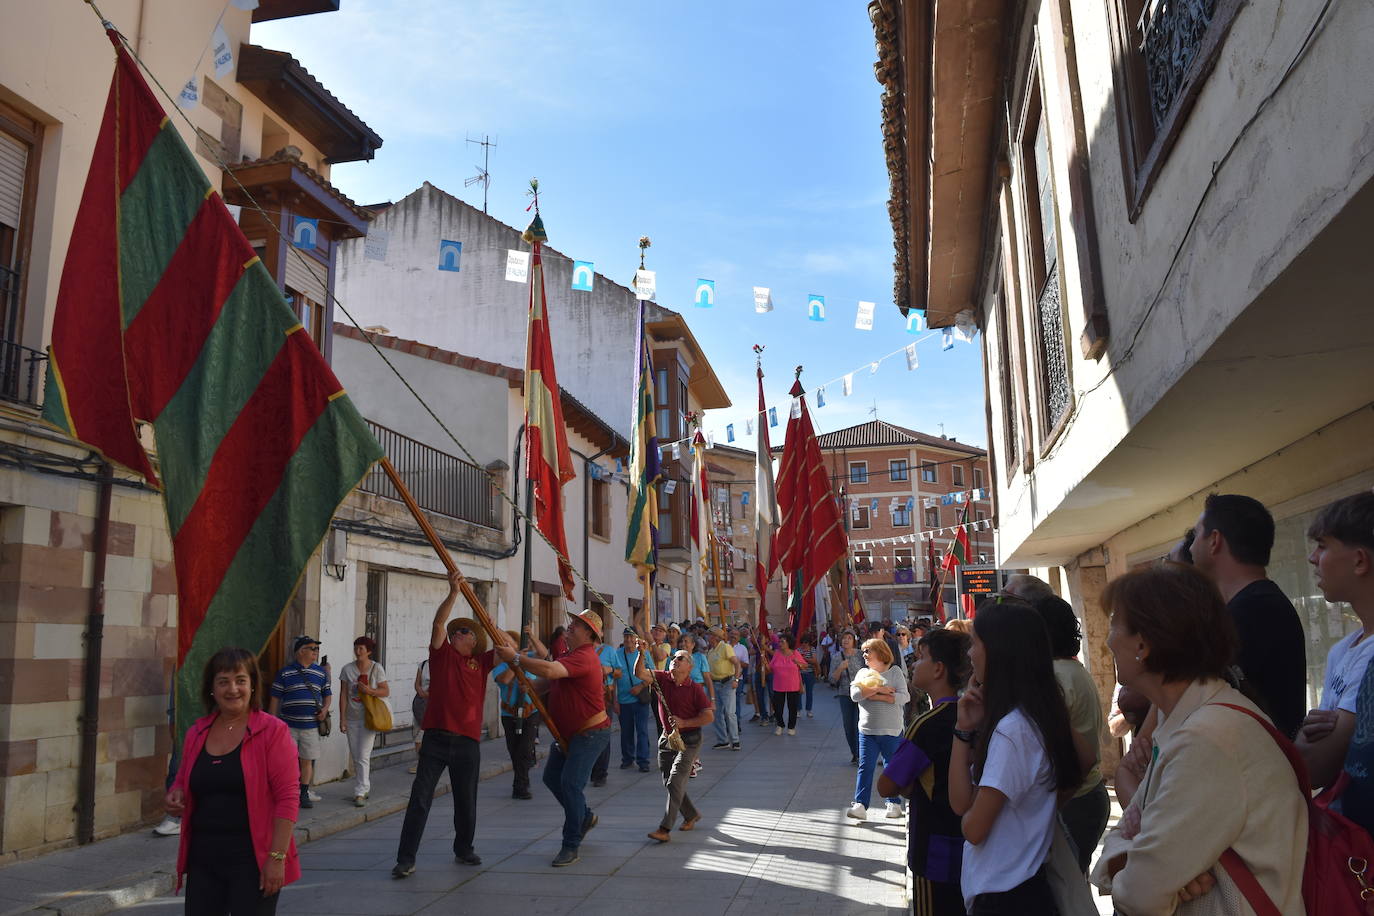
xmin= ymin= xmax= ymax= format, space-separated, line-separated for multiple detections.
xmin=847 ymin=637 xmax=910 ymax=821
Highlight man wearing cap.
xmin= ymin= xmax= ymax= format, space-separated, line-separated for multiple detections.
xmin=649 ymin=623 xmax=672 ymax=671
xmin=496 ymin=607 xmax=611 ymax=868
xmin=635 ymin=644 xmax=713 ymax=842
xmin=268 ymin=635 xmax=332 ymax=810
xmin=707 ymin=626 xmax=742 ymax=750
xmin=609 ymin=627 xmax=653 ymax=772
xmin=393 ymin=571 xmax=508 ymax=878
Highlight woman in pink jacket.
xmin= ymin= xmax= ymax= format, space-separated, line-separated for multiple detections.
xmin=166 ymin=647 xmax=301 ymax=914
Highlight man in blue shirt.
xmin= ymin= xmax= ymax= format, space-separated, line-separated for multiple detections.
xmin=591 ymin=630 xmax=616 ymax=787
xmin=268 ymin=635 xmax=332 ymax=809
xmin=609 ymin=628 xmax=653 ymax=772
xmin=492 ymin=626 xmax=548 ymax=799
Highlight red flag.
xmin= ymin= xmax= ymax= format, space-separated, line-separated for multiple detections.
xmin=926 ymin=535 xmax=944 ymax=622
xmin=773 ymin=377 xmax=846 ymax=635
xmin=942 ymin=502 xmax=971 ymax=571
xmin=523 ymin=239 xmax=577 ymax=601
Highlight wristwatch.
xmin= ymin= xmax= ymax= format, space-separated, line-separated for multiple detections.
xmin=268 ymin=851 xmax=287 ymax=861
xmin=953 ymin=728 xmax=978 ymax=744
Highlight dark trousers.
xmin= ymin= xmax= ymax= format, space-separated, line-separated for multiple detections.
xmin=911 ymin=874 xmax=965 ymax=916
xmin=618 ymin=700 xmax=652 ymax=767
xmin=837 ymin=695 xmax=860 ymax=758
xmin=395 ymin=730 xmax=480 ymax=866
xmin=543 ymin=727 xmax=611 ymax=850
xmin=772 ymin=690 xmax=800 ymax=729
xmin=1060 ymin=780 xmax=1111 ymax=873
xmin=501 ymin=713 xmax=540 ymax=794
xmin=968 ymin=867 xmax=1057 ymax=915
xmin=185 ymin=857 xmax=278 ymax=915
xmin=592 ymin=740 xmax=610 ymax=781
xmin=801 ymin=671 xmax=816 ymax=711
xmin=657 ymin=729 xmax=701 ymax=829
xmin=752 ymin=668 xmax=771 ymax=719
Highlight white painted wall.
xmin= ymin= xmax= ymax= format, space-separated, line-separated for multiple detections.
xmin=335 ymin=183 xmax=641 ymax=437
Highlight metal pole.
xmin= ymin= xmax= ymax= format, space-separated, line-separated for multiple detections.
xmin=379 ymin=458 xmax=566 ymax=751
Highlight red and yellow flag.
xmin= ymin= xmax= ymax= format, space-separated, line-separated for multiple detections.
xmin=41 ymin=31 xmax=382 ymax=734
xmin=522 ymin=232 xmax=577 ymax=601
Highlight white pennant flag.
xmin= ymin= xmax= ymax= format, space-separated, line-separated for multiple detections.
xmin=816 ymin=386 xmax=826 ymax=408
xmin=746 ymin=418 xmax=754 ymax=435
xmin=843 ymin=373 xmax=853 ymax=396
xmin=753 ymin=286 xmax=773 ymax=313
xmin=954 ymin=309 xmax=978 ymax=342
xmin=905 ymin=343 xmax=918 ymax=371
xmin=212 ymin=23 xmax=235 ymax=78
xmin=672 ymin=442 xmax=681 ymax=461
xmin=505 ymin=249 xmax=530 ymax=282
xmin=178 ymin=76 xmax=200 ymax=109
xmin=790 ymin=398 xmax=801 ymax=419
xmin=870 ymin=361 xmax=880 ymax=375
xmin=634 ymin=269 xmax=657 ymax=301
xmin=855 ymin=300 xmax=875 ymax=330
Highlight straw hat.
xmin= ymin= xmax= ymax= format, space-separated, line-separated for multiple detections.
xmin=567 ymin=608 xmax=603 ymax=639
xmin=446 ymin=617 xmax=487 ymax=653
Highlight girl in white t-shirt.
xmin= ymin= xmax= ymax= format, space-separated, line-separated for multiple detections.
xmin=948 ymin=598 xmax=1085 ymax=915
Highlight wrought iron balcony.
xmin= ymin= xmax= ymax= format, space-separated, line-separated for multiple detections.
xmin=1138 ymin=0 xmax=1219 ymax=129
xmin=359 ymin=420 xmax=498 ymax=528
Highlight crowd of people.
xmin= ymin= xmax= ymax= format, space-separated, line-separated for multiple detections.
xmin=163 ymin=489 xmax=1374 ymax=915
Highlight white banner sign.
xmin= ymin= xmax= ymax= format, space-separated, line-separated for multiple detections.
xmin=634 ymin=269 xmax=657 ymax=301
xmin=364 ymin=228 xmax=390 ymax=262
xmin=855 ymin=300 xmax=875 ymax=330
xmin=753 ymin=286 xmax=773 ymax=313
xmin=505 ymin=249 xmax=530 ymax=282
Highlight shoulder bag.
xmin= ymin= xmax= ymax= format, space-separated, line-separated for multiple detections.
xmin=361 ymin=667 xmax=393 ymax=732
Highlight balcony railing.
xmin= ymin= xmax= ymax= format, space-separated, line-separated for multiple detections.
xmin=1139 ymin=0 xmax=1218 ymax=129
xmin=0 ymin=264 xmax=46 ymax=409
xmin=359 ymin=420 xmax=498 ymax=529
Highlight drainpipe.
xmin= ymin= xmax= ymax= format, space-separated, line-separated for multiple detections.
xmin=571 ymin=445 xmax=613 ymax=611
xmin=76 ymin=463 xmax=113 ymax=845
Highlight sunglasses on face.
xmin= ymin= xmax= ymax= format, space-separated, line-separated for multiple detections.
xmin=451 ymin=627 xmax=473 ymax=637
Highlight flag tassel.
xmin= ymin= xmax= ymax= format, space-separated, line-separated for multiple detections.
xmin=379 ymin=457 xmax=567 ymax=752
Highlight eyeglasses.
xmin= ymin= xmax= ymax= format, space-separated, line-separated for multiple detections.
xmin=451 ymin=627 xmax=473 ymax=637
xmin=861 ymin=649 xmax=873 ymax=655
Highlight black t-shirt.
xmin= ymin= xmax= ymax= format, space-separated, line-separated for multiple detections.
xmin=189 ymin=743 xmax=255 ymax=864
xmin=1229 ymin=578 xmax=1307 ymax=739
xmin=887 ymin=701 xmax=961 ymax=883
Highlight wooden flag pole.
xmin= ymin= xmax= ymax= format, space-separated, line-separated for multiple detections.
xmin=379 ymin=457 xmax=567 ymax=752
xmin=710 ymin=539 xmax=729 ymax=628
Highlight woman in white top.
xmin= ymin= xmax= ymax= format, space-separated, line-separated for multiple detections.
xmin=949 ymin=598 xmax=1085 ymax=914
xmin=846 ymin=637 xmax=910 ymax=821
xmin=1092 ymin=563 xmax=1308 ymax=915
xmin=338 ymin=636 xmax=389 ymax=807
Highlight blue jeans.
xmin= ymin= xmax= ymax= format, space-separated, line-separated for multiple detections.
xmin=854 ymin=732 xmax=903 ymax=808
xmin=618 ymin=700 xmax=652 ymax=768
xmin=752 ymin=668 xmax=771 ymax=719
xmin=736 ymin=671 xmax=746 ymax=722
xmin=801 ymin=670 xmax=816 ymax=711
xmin=837 ymin=696 xmax=860 ymax=759
xmin=396 ymin=730 xmax=480 ymax=866
xmin=543 ymin=728 xmax=611 ymax=850
xmin=712 ymin=679 xmax=739 ymax=743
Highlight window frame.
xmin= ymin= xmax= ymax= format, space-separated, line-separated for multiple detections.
xmin=852 ymin=505 xmax=871 ymax=530
xmin=854 ymin=550 xmax=873 ymax=573
xmin=0 ymin=102 xmax=44 ymax=348
xmin=849 ymin=461 xmax=869 ymax=485
xmin=951 ymin=465 xmax=965 ymax=488
xmin=920 ymin=461 xmax=938 ymax=484
xmin=923 ymin=507 xmax=940 ymax=529
xmin=590 ymin=477 xmax=611 ymax=540
xmin=973 ymin=467 xmax=984 ymax=490
xmin=889 ymin=459 xmax=909 ymax=482
xmin=893 ymin=504 xmax=912 ymax=528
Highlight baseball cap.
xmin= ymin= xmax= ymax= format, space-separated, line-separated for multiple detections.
xmin=292 ymin=635 xmax=320 ymax=653
xmin=623 ymin=627 xmax=637 ymax=637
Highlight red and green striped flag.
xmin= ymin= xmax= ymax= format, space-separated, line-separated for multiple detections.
xmin=41 ymin=31 xmax=382 ymax=734
xmin=941 ymin=502 xmax=972 ymax=571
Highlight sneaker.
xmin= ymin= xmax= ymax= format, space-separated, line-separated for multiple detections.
xmin=774 ymin=726 xmax=783 ymax=736
xmin=806 ymin=710 xmax=814 ymax=718
xmin=731 ymin=742 xmax=740 ymax=751
xmin=307 ymin=789 xmax=323 ymax=802
xmin=152 ymin=816 xmax=180 ymax=836
xmin=406 ymin=765 xmax=418 ymax=774
xmin=581 ymin=811 xmax=598 ymax=839
xmin=299 ymin=785 xmax=313 ymax=809
xmin=846 ymin=803 xmax=868 ymax=821
xmin=455 ymin=851 xmax=482 ymax=866
xmin=391 ymin=862 xmax=415 ymax=879
xmin=353 ymin=795 xmax=366 ymax=808
xmin=787 ymin=728 xmax=797 ymax=736
xmin=850 ymin=755 xmax=859 ymax=766
xmin=712 ymin=741 xmax=729 ymax=749
xmin=885 ymin=802 xmax=904 ymax=819
xmin=748 ymin=714 xmax=760 ymax=722
xmin=551 ymin=846 xmax=580 ymax=867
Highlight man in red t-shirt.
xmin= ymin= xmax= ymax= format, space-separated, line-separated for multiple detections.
xmin=634 ymin=645 xmax=713 ymax=842
xmin=496 ymin=608 xmax=609 ymax=867
xmin=393 ymin=571 xmax=509 ymax=879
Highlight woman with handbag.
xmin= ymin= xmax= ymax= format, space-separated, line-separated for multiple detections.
xmin=1091 ymin=564 xmax=1308 ymax=915
xmin=339 ymin=636 xmax=390 ymax=807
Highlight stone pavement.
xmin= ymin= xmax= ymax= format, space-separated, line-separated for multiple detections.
xmin=126 ymin=688 xmax=911 ymax=915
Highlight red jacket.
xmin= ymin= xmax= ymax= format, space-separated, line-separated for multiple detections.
xmin=173 ymin=709 xmax=301 ymax=891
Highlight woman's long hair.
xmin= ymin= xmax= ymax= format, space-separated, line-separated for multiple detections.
xmin=971 ymin=599 xmax=1082 ymax=792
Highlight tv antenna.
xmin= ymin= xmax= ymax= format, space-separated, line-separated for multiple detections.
xmin=869 ymin=400 xmax=879 ymax=420
xmin=465 ymin=134 xmax=496 ymax=213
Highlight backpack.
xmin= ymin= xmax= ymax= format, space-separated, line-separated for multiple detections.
xmin=1213 ymin=702 xmax=1374 ymax=916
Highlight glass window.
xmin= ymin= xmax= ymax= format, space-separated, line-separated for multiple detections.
xmin=952 ymin=465 xmax=965 ymax=487
xmin=893 ymin=505 xmax=911 ymax=527
xmin=921 ymin=462 xmax=938 ymax=484
xmin=852 ymin=506 xmax=871 ymax=530
xmin=849 ymin=462 xmax=868 ymax=484
xmin=890 ymin=459 xmax=909 ymax=482
xmin=894 ymin=548 xmax=914 ymax=569
xmin=974 ymin=467 xmax=984 ymax=489
xmin=854 ymin=551 xmax=873 ymax=573
xmin=924 ymin=507 xmax=939 ymax=529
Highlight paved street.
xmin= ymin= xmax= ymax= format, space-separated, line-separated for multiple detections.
xmin=129 ymin=689 xmax=908 ymax=915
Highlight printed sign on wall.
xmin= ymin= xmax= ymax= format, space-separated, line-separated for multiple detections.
xmin=438 ymin=240 xmax=463 ymax=272
xmin=571 ymin=260 xmax=595 ymax=291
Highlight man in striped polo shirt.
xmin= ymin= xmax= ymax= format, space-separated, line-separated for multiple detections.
xmin=269 ymin=635 xmax=332 ymax=809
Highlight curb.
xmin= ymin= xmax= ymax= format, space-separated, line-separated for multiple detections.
xmin=3 ymin=749 xmax=541 ymax=916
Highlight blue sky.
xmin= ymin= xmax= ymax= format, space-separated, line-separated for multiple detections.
xmin=255 ymin=0 xmax=988 ymax=448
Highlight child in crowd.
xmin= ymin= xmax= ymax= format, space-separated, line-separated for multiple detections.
xmin=879 ymin=628 xmax=972 ymax=915
xmin=948 ymin=598 xmax=1085 ymax=914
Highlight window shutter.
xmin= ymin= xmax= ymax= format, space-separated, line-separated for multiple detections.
xmin=0 ymin=131 xmax=27 ymax=229
xmin=284 ymin=250 xmax=328 ymax=307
